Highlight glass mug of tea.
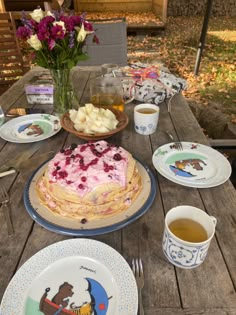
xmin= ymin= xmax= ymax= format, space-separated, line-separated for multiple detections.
xmin=134 ymin=103 xmax=160 ymax=135
xmin=90 ymin=77 xmax=133 ymax=112
xmin=163 ymin=205 xmax=217 ymax=269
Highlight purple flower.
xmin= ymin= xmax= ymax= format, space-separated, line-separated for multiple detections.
xmin=29 ymin=19 xmax=38 ymax=30
xmin=51 ymin=25 xmax=65 ymax=40
xmin=16 ymin=26 xmax=31 ymax=40
xmin=16 ymin=9 xmax=98 ymax=69
xmin=84 ymin=21 xmax=93 ymax=32
xmin=60 ymin=16 xmax=75 ymax=32
xmin=37 ymin=24 xmax=50 ymax=40
xmin=21 ymin=15 xmax=33 ymax=29
xmin=38 ymin=15 xmax=55 ymax=31
xmin=71 ymin=15 xmax=82 ymax=26
xmin=69 ymin=30 xmax=75 ymax=48
xmin=37 ymin=16 xmax=55 ymax=40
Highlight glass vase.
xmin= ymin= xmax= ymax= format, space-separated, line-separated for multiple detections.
xmin=51 ymin=68 xmax=74 ymax=116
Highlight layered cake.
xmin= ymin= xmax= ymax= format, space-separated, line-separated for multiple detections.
xmin=36 ymin=141 xmax=142 ymax=221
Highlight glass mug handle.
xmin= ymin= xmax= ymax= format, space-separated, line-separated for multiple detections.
xmin=210 ymin=216 xmax=217 ymax=226
xmin=123 ymin=80 xmax=136 ymax=104
xmin=124 ymin=96 xmax=134 ymax=104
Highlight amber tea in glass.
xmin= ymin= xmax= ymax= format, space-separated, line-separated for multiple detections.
xmin=90 ymin=77 xmax=125 ymax=112
xmin=90 ymin=93 xmax=124 ymax=112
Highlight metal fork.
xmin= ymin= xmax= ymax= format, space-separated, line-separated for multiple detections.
xmin=0 ymin=187 xmax=14 ymax=235
xmin=166 ymin=131 xmax=183 ymax=151
xmin=132 ymin=258 xmax=144 ymax=315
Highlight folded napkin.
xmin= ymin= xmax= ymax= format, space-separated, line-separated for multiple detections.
xmin=114 ymin=62 xmax=187 ymax=105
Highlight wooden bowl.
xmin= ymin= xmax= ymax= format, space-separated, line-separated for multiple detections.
xmin=60 ymin=107 xmax=129 ymax=141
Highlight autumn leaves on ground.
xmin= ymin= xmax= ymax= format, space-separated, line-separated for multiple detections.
xmin=126 ymin=15 xmax=236 ymax=137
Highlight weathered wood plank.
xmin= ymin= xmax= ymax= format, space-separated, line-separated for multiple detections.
xmin=146 ymin=308 xmax=236 ymax=315
xmin=170 ymin=93 xmax=236 ymax=286
xmin=121 ymin=102 xmax=182 ymax=308
xmin=77 ymin=3 xmax=152 ymax=12
xmin=0 ymin=106 xmax=69 ymax=299
xmin=209 ymin=138 xmax=236 ymax=148
xmin=149 ymin=99 xmax=236 ymax=308
xmin=1 ymin=70 xmax=236 ymax=314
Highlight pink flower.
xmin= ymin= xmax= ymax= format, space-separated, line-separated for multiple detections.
xmin=84 ymin=21 xmax=93 ymax=32
xmin=51 ymin=24 xmax=65 ymax=39
xmin=48 ymin=38 xmax=56 ymax=50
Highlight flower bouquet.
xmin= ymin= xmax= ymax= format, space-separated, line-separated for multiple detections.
xmin=17 ymin=8 xmax=98 ymax=115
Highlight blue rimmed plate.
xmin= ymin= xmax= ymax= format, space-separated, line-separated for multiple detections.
xmin=0 ymin=238 xmax=138 ymax=315
xmin=23 ymin=158 xmax=156 ymax=236
xmin=0 ymin=114 xmax=61 ymax=143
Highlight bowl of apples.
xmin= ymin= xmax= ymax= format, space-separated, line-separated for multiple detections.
xmin=60 ymin=103 xmax=129 ymax=141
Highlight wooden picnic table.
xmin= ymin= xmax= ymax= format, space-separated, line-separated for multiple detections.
xmin=0 ymin=67 xmax=236 ymax=315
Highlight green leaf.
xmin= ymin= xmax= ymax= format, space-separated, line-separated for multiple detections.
xmin=67 ymin=60 xmax=75 ymax=69
xmin=35 ymin=58 xmax=48 ymax=68
xmin=77 ymin=54 xmax=89 ymax=61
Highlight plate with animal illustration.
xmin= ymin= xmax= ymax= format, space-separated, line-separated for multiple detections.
xmin=0 ymin=238 xmax=138 ymax=315
xmin=0 ymin=114 xmax=61 ymax=143
xmin=152 ymin=142 xmax=232 ymax=188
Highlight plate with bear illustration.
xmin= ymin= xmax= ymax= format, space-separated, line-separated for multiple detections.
xmin=152 ymin=142 xmax=231 ymax=188
xmin=0 ymin=238 xmax=138 ymax=315
xmin=0 ymin=114 xmax=61 ymax=143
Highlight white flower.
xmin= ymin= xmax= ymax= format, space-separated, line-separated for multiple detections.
xmin=47 ymin=11 xmax=55 ymax=18
xmin=76 ymin=24 xmax=93 ymax=43
xmin=53 ymin=21 xmax=66 ymax=32
xmin=29 ymin=8 xmax=44 ymax=23
xmin=27 ymin=34 xmax=42 ymax=51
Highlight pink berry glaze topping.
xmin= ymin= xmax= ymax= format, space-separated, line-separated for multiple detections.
xmin=48 ymin=141 xmax=129 ymax=197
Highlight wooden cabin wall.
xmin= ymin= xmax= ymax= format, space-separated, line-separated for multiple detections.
xmin=152 ymin=0 xmax=167 ymax=22
xmin=4 ymin=0 xmax=45 ymax=11
xmin=0 ymin=0 xmax=5 ymax=12
xmin=74 ymin=0 xmax=153 ymax=13
xmin=1 ymin=0 xmax=167 ymax=21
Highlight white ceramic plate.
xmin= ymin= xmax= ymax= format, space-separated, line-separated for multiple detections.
xmin=24 ymin=158 xmax=156 ymax=236
xmin=0 ymin=114 xmax=61 ymax=143
xmin=0 ymin=238 xmax=138 ymax=315
xmin=152 ymin=142 xmax=232 ymax=188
